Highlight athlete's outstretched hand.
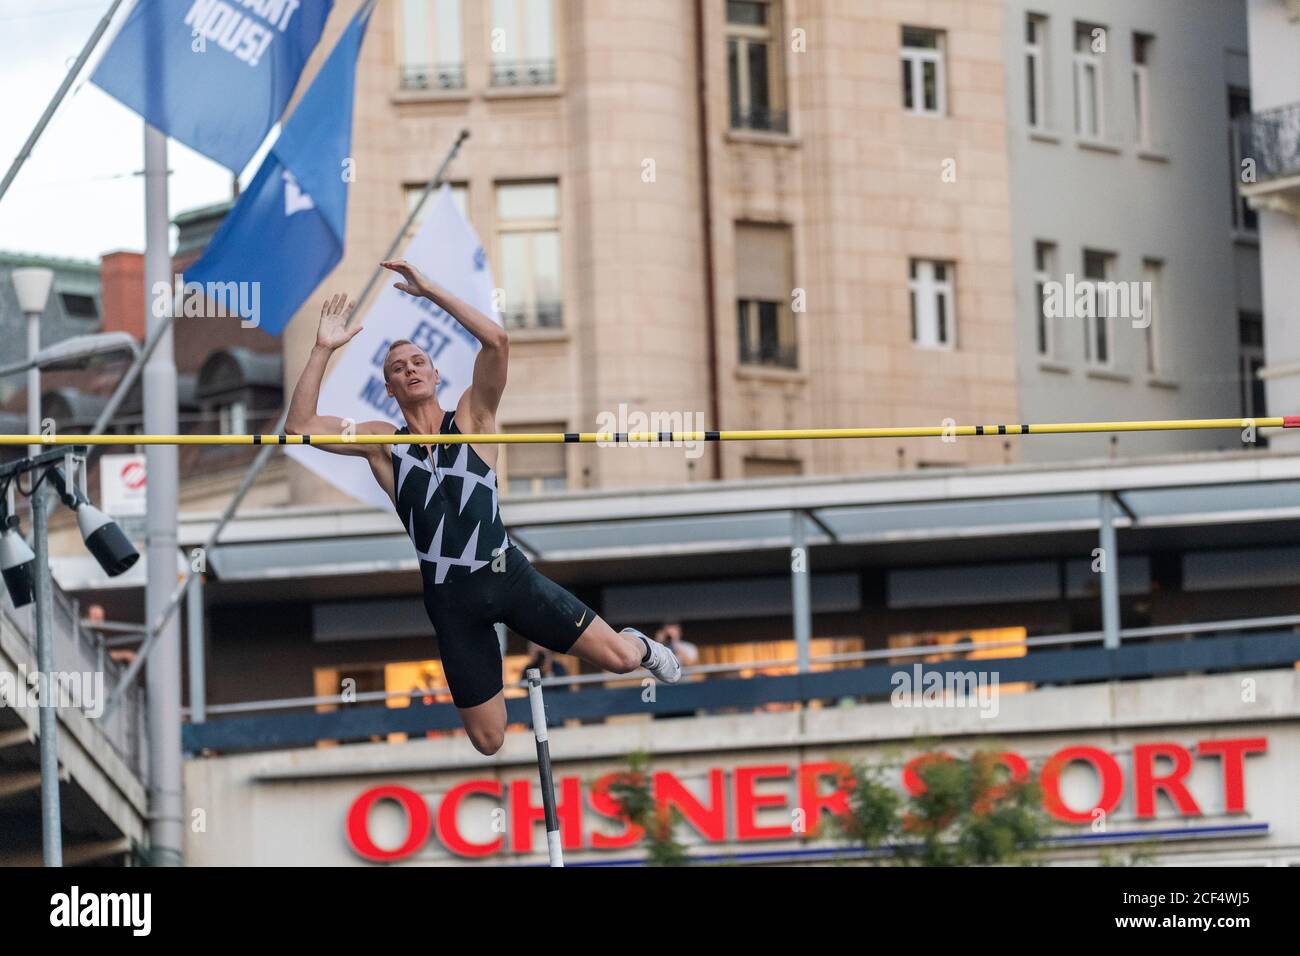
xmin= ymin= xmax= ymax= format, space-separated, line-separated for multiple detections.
xmin=382 ymin=258 xmax=436 ymax=299
xmin=316 ymin=293 xmax=360 ymax=350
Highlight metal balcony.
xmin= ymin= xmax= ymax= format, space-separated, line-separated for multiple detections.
xmin=491 ymin=58 xmax=557 ymax=88
xmin=398 ymin=62 xmax=466 ymax=92
xmin=1237 ymin=102 xmax=1300 ymax=217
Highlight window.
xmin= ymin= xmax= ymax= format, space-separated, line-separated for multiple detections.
xmin=491 ymin=0 xmax=556 ymax=87
xmin=59 ymin=292 xmax=98 ymax=320
xmin=1228 ymin=87 xmax=1259 ymax=233
xmin=403 ymin=182 xmax=469 ymax=225
xmin=727 ymin=0 xmax=786 ymax=132
xmin=218 ymin=400 xmax=247 ymax=436
xmin=1073 ymin=22 xmax=1104 ymax=139
xmin=1132 ymin=33 xmax=1153 ymax=147
xmin=1025 ymin=14 xmax=1048 ymax=128
xmin=398 ymin=0 xmax=464 ymax=90
xmin=1082 ymin=249 xmax=1113 ymax=367
xmin=1239 ymin=311 xmax=1267 ymax=423
xmin=909 ymin=259 xmax=955 ymax=349
xmin=1033 ymin=241 xmax=1056 ymax=358
xmin=901 ymin=27 xmax=945 ymax=116
xmin=495 ymin=182 xmax=562 ymax=330
xmin=735 ymin=223 xmax=797 ymax=368
xmin=1142 ymin=259 xmax=1163 ymax=375
xmin=501 ymin=423 xmax=567 ymax=496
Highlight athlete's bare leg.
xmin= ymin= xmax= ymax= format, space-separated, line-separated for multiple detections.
xmin=459 ymin=692 xmax=507 ymax=756
xmin=568 ymin=616 xmax=646 ymax=673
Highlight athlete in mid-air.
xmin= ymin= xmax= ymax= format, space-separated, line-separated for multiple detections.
xmin=286 ymin=259 xmax=682 ymax=755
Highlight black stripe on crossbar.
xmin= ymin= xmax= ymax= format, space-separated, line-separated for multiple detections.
xmin=303 ymin=435 xmax=312 ymax=444
xmin=252 ymin=435 xmax=261 ymax=445
xmin=975 ymin=425 xmax=984 ymax=435
xmin=998 ymin=425 xmax=1007 ymax=435
xmin=279 ymin=435 xmax=288 ymax=445
xmin=564 ymin=433 xmax=579 ymax=443
xmin=659 ymin=432 xmax=671 ymax=442
xmin=614 ymin=433 xmax=627 ymax=443
xmin=706 ymin=431 xmax=720 ymax=441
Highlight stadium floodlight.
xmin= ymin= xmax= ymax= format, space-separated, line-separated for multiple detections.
xmin=0 ymin=513 xmax=35 ymax=607
xmin=48 ymin=467 xmax=139 ymax=577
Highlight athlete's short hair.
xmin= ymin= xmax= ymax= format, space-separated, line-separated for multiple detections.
xmin=383 ymin=339 xmax=428 ymax=381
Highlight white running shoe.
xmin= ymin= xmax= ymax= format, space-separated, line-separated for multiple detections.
xmin=622 ymin=627 xmax=682 ymax=684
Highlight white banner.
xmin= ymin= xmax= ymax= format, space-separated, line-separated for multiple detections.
xmin=100 ymin=453 xmax=147 ymax=517
xmin=286 ymin=186 xmax=501 ymax=510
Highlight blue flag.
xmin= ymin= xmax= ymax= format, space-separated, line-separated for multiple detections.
xmin=91 ymin=0 xmax=334 ymax=172
xmin=182 ymin=2 xmax=373 ymax=336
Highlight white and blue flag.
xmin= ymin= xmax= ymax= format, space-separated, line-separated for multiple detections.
xmin=182 ymin=0 xmax=373 ymax=337
xmin=285 ymin=185 xmax=502 ymax=511
xmin=91 ymin=0 xmax=334 ymax=173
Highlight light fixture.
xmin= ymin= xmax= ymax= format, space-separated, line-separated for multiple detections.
xmin=0 ymin=513 xmax=35 ymax=607
xmin=49 ymin=467 xmax=139 ymax=577
xmin=11 ymin=267 xmax=54 ymax=315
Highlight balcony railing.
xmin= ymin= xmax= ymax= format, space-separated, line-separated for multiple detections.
xmin=398 ymin=62 xmax=467 ymax=92
xmin=740 ymin=343 xmax=798 ymax=369
xmin=1236 ymin=101 xmax=1300 ymax=184
xmin=503 ymin=301 xmax=563 ymax=331
xmin=491 ymin=58 xmax=557 ymax=88
xmin=731 ymin=105 xmax=790 ymax=134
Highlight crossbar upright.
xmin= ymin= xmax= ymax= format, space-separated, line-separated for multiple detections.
xmin=525 ymin=668 xmax=563 ymax=867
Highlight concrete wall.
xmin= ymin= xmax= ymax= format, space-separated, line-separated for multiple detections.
xmin=1003 ymin=0 xmax=1249 ymax=462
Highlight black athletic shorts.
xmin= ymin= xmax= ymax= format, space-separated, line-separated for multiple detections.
xmin=423 ymin=544 xmax=595 ymax=708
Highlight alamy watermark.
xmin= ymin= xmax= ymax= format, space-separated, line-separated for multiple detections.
xmin=152 ymin=273 xmax=261 ymax=329
xmin=595 ymin=403 xmax=707 ymax=460
xmin=890 ymin=664 xmax=1000 ymax=719
xmin=0 ymin=665 xmax=105 ymax=718
xmin=1042 ymin=273 xmax=1151 ymax=328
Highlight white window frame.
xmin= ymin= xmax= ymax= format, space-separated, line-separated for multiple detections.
xmin=397 ymin=0 xmax=463 ymax=72
xmin=1132 ymin=34 xmax=1153 ymax=148
xmin=1142 ymin=258 xmax=1162 ymax=376
xmin=1073 ymin=25 xmax=1105 ymax=140
xmin=1034 ymin=241 xmax=1056 ymax=359
xmin=403 ymin=183 xmax=469 ymax=223
xmin=1026 ymin=15 xmax=1048 ymax=129
xmin=491 ymin=0 xmax=556 ymax=67
xmin=909 ymin=259 xmax=956 ymax=350
xmin=727 ymin=1 xmax=784 ymax=128
xmin=495 ymin=181 xmax=562 ymax=331
xmin=901 ymin=28 xmax=946 ymax=117
xmin=1082 ymin=250 xmax=1114 ymax=369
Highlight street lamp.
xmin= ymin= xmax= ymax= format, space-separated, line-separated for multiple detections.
xmin=11 ymin=267 xmax=54 ymax=459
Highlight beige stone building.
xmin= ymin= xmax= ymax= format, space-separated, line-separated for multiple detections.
xmin=282 ymin=0 xmax=1021 ymax=505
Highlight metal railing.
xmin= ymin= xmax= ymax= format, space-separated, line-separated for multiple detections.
xmin=399 ymin=61 xmax=466 ymax=91
xmin=491 ymin=58 xmax=557 ymax=88
xmin=1236 ymin=102 xmax=1300 ymax=184
xmin=184 ymin=612 xmax=1300 ymax=719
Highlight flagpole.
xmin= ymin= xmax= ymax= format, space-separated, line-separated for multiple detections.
xmin=0 ymin=0 xmax=132 ymax=207
xmin=102 ymin=129 xmax=473 ymax=722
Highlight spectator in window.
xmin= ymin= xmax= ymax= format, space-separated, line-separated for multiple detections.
xmin=654 ymin=622 xmax=698 ymax=673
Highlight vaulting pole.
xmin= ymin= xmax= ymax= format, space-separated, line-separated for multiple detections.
xmin=0 ymin=415 xmax=1292 ymax=446
xmin=526 ymin=668 xmax=563 ymax=868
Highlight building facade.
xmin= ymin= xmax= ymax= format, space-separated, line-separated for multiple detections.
xmin=1003 ymin=0 xmax=1259 ymax=462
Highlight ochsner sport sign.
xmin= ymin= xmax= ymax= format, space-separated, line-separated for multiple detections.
xmin=344 ymin=737 xmax=1267 ymax=862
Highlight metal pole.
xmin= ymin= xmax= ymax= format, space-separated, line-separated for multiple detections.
xmin=791 ymin=510 xmax=811 ymax=673
xmin=30 ymin=480 xmax=63 ymax=866
xmin=525 ymin=667 xmax=563 ymax=867
xmin=1099 ymin=493 xmax=1121 ymax=650
xmin=102 ymin=130 xmax=473 ymax=719
xmin=0 ymin=0 xmax=131 ymax=207
xmin=142 ymin=119 xmax=183 ymax=866
xmin=26 ymin=310 xmax=40 ymax=460
xmin=186 ymin=571 xmax=206 ymax=724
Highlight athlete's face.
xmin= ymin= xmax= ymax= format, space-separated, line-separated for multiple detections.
xmin=385 ymin=344 xmax=440 ymax=402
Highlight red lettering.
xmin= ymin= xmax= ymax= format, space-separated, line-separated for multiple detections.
xmin=435 ymin=780 xmax=504 ymax=858
xmin=972 ymin=751 xmax=1031 ymax=815
xmin=1197 ymin=737 xmax=1267 ymax=814
xmin=655 ymin=770 xmax=728 ymax=841
xmin=509 ymin=776 xmax=584 ymax=853
xmin=1040 ymin=746 xmax=1124 ymax=824
xmin=734 ymin=764 xmax=793 ymax=841
xmin=587 ymin=773 xmax=644 ymax=849
xmin=1133 ymin=743 xmax=1200 ymax=819
xmin=346 ymin=785 xmax=431 ymax=862
xmin=797 ymin=762 xmax=853 ymax=836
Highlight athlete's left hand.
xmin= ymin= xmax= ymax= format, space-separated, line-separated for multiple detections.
xmin=381 ymin=258 xmax=436 ymax=299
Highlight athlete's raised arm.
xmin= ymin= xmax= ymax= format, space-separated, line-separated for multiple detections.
xmin=285 ymin=293 xmax=395 ymax=455
xmin=380 ymin=259 xmax=509 ymax=426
